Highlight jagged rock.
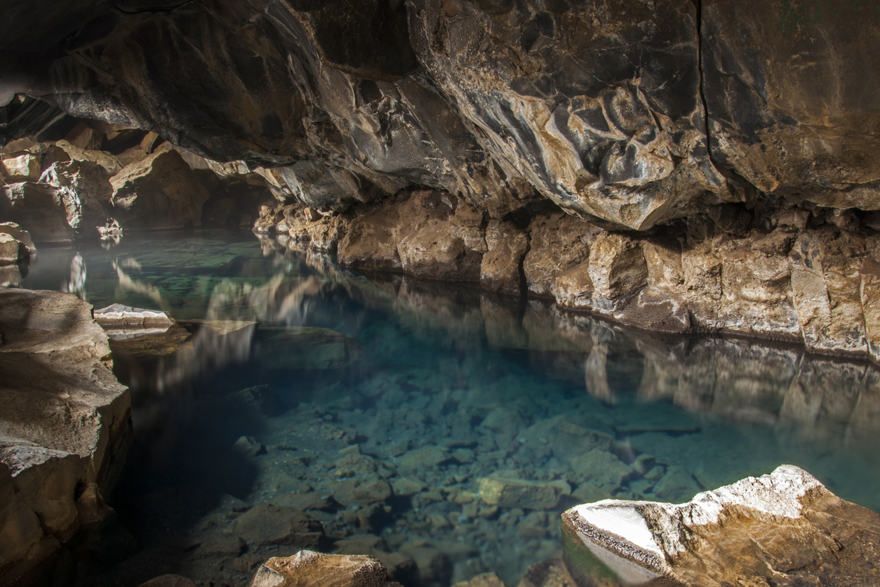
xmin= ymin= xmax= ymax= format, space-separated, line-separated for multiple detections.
xmin=0 ymin=289 xmax=130 ymax=585
xmin=0 ymin=222 xmax=36 ymax=258
xmin=0 ymin=153 xmax=40 ymax=181
xmin=523 ymin=213 xmax=596 ymax=299
xmin=0 ymin=182 xmax=74 ymax=243
xmin=562 ymin=465 xmax=880 ymax=586
xmin=249 ymin=550 xmax=391 ymax=587
xmin=110 ymin=145 xmax=213 ymax=230
xmin=0 ymin=234 xmax=22 ymax=265
xmin=478 ymin=476 xmax=571 ymax=510
xmin=481 ymin=220 xmax=529 ymax=295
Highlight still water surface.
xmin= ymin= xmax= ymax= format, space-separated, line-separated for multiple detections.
xmin=22 ymin=232 xmax=880 ymax=586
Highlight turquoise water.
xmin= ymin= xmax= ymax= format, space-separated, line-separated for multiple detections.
xmin=22 ymin=232 xmax=880 ymax=586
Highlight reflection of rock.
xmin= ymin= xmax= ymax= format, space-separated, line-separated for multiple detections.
xmin=562 ymin=465 xmax=880 ymax=586
xmin=249 ymin=550 xmax=391 ymax=587
xmin=258 ymin=327 xmax=358 ymax=371
xmin=0 ymin=289 xmax=130 ymax=585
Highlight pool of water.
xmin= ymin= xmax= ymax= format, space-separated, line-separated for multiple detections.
xmin=22 ymin=232 xmax=880 ymax=586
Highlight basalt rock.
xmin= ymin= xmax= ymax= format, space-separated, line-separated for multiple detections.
xmin=249 ymin=550 xmax=393 ymax=587
xmin=562 ymin=465 xmax=880 ymax=586
xmin=4 ymin=1 xmax=880 ymax=353
xmin=275 ymin=191 xmax=880 ymax=364
xmin=0 ymin=289 xmax=131 ymax=586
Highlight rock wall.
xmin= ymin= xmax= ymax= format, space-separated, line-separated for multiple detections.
xmin=0 ymin=125 xmax=276 ymax=243
xmin=0 ymin=289 xmax=131 ymax=586
xmin=2 ymin=0 xmax=880 ymax=349
xmin=257 ymin=192 xmax=880 ymax=364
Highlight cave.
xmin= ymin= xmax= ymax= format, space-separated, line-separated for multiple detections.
xmin=1 ymin=1 xmax=880 ymax=586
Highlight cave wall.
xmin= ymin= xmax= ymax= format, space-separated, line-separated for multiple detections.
xmin=2 ymin=0 xmax=880 ymax=358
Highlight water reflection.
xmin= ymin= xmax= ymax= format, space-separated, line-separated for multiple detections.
xmin=19 ymin=232 xmax=880 ymax=586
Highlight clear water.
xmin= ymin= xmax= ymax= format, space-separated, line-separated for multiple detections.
xmin=21 ymin=232 xmax=880 ymax=586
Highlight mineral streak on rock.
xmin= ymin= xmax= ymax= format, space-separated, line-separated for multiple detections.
xmin=562 ymin=465 xmax=880 ymax=586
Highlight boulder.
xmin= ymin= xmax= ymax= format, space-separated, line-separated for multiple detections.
xmin=0 ymin=289 xmax=131 ymax=585
xmin=0 ymin=234 xmax=22 ymax=265
xmin=1 ymin=153 xmax=41 ymax=181
xmin=562 ymin=465 xmax=880 ymax=586
xmin=249 ymin=550 xmax=392 ymax=587
xmin=0 ymin=222 xmax=36 ymax=258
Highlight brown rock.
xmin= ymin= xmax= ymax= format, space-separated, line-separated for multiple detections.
xmin=587 ymin=233 xmax=647 ymax=312
xmin=0 ymin=153 xmax=41 ymax=181
xmin=249 ymin=550 xmax=391 ymax=587
xmin=562 ymin=465 xmax=880 ymax=586
xmin=0 ymin=289 xmax=130 ymax=584
xmin=481 ymin=220 xmax=528 ymax=295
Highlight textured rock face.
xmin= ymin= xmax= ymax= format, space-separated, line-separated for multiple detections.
xmin=1 ymin=127 xmax=274 ymax=242
xmin=561 ymin=465 xmax=880 ymax=586
xmin=3 ymin=1 xmax=880 ymax=350
xmin=0 ymin=289 xmax=131 ymax=585
xmin=266 ymin=192 xmax=880 ymax=364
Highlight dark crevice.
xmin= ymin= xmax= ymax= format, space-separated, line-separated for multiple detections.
xmin=694 ymin=0 xmax=715 ymax=165
xmin=113 ymin=1 xmax=196 ymax=16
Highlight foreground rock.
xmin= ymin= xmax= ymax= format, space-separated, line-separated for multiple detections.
xmin=250 ymin=550 xmax=393 ymax=587
xmin=562 ymin=465 xmax=880 ymax=586
xmin=0 ymin=289 xmax=131 ymax=585
xmin=94 ymin=304 xmax=190 ymax=357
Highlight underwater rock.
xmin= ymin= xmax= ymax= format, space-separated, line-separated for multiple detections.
xmin=516 ymin=558 xmax=577 ymax=587
xmin=138 ymin=575 xmax=197 ymax=587
xmin=258 ymin=326 xmax=357 ymax=371
xmin=478 ymin=477 xmax=571 ymax=510
xmin=249 ymin=550 xmax=392 ymax=587
xmin=233 ymin=504 xmax=324 ymax=550
xmin=562 ymin=465 xmax=880 ymax=586
xmin=453 ymin=572 xmax=505 ymax=587
xmin=0 ymin=289 xmax=130 ymax=586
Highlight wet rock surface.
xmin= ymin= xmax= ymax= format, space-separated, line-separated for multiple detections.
xmin=562 ymin=465 xmax=880 ymax=586
xmin=0 ymin=289 xmax=130 ymax=586
xmin=262 ymin=192 xmax=880 ymax=364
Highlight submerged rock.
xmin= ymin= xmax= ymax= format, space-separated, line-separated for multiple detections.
xmin=479 ymin=477 xmax=571 ymax=510
xmin=0 ymin=289 xmax=131 ymax=585
xmin=249 ymin=550 xmax=392 ymax=587
xmin=562 ymin=465 xmax=880 ymax=586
